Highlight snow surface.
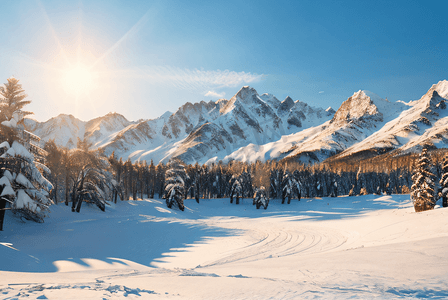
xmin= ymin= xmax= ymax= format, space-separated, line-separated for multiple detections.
xmin=1 ymin=195 xmax=448 ymax=299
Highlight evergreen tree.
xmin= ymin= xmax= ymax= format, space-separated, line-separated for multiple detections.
xmin=282 ymin=171 xmax=301 ymax=204
xmin=156 ymin=163 xmax=165 ymax=198
xmin=0 ymin=77 xmax=32 ymax=124
xmin=193 ymin=165 xmax=202 ymax=203
xmin=411 ymin=148 xmax=436 ymax=212
xmin=229 ymin=175 xmax=242 ymax=204
xmin=68 ymin=148 xmax=115 ymax=212
xmin=239 ymin=169 xmax=253 ymax=198
xmin=44 ymin=139 xmax=63 ymax=203
xmin=253 ymin=186 xmax=269 ymax=209
xmin=164 ymin=158 xmax=188 ymax=211
xmin=0 ymin=77 xmax=53 ymax=229
xmin=148 ymin=159 xmax=155 ymax=198
xmin=439 ymin=153 xmax=448 ymax=207
xmin=269 ymin=168 xmax=283 ymax=199
xmin=108 ymin=151 xmax=124 ymax=203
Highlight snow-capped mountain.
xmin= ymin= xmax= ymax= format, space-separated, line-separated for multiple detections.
xmin=332 ymin=80 xmax=448 ymax=159
xmin=23 ymin=80 xmax=448 ymax=165
xmin=100 ymin=86 xmax=334 ymax=164
xmin=224 ymin=89 xmax=406 ymax=164
xmin=24 ymin=112 xmax=135 ymax=149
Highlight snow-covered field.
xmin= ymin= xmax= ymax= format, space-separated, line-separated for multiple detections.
xmin=1 ymin=195 xmax=448 ymax=299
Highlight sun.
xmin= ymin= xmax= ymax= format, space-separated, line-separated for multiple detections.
xmin=61 ymin=64 xmax=95 ymax=98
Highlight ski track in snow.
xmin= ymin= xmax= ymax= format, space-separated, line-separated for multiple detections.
xmin=198 ymin=224 xmax=351 ymax=268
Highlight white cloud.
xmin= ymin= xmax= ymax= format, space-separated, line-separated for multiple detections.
xmin=205 ymin=91 xmax=226 ymax=98
xmin=137 ymin=66 xmax=264 ymax=91
xmin=319 ymin=91 xmax=324 ymax=94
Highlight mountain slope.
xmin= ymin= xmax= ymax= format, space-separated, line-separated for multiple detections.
xmin=22 ymin=80 xmax=448 ymax=165
xmin=100 ymin=86 xmax=333 ymax=164
xmin=24 ymin=112 xmax=134 ymax=149
xmin=333 ymin=80 xmax=448 ymax=160
xmin=225 ymin=90 xmax=406 ymax=164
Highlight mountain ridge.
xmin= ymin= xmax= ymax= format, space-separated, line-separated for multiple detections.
xmin=22 ymin=80 xmax=448 ymax=165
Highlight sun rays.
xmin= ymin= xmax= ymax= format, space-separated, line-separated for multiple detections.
xmin=62 ymin=64 xmax=94 ymax=98
xmin=13 ymin=1 xmax=263 ymax=121
xmin=24 ymin=0 xmax=154 ymax=119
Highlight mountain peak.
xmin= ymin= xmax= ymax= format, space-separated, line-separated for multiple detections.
xmin=278 ymin=96 xmax=294 ymax=113
xmin=428 ymin=80 xmax=448 ymax=99
xmin=220 ymin=86 xmax=260 ymax=114
xmin=159 ymin=111 xmax=173 ymax=120
xmin=283 ymin=96 xmax=294 ymax=103
xmin=233 ymin=86 xmax=259 ymax=101
xmin=414 ymin=82 xmax=448 ymax=108
xmin=427 ymin=90 xmax=445 ymax=108
xmin=331 ymin=90 xmax=382 ymax=124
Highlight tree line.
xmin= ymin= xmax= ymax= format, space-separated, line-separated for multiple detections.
xmin=44 ymin=141 xmax=443 ymax=209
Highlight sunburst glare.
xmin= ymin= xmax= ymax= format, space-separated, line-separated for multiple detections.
xmin=62 ymin=64 xmax=95 ymax=98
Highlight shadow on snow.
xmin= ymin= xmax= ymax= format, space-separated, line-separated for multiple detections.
xmin=0 ymin=199 xmax=234 ymax=272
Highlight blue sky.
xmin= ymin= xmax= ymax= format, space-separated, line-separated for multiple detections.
xmin=0 ymin=0 xmax=447 ymax=121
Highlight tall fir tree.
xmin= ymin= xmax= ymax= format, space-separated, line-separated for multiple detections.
xmin=164 ymin=158 xmax=188 ymax=211
xmin=411 ymin=148 xmax=436 ymax=212
xmin=0 ymin=77 xmax=53 ymax=229
xmin=253 ymin=186 xmax=269 ymax=209
xmin=229 ymin=175 xmax=242 ymax=205
xmin=281 ymin=170 xmax=301 ymax=204
xmin=68 ymin=147 xmax=115 ymax=213
xmin=439 ymin=153 xmax=448 ymax=208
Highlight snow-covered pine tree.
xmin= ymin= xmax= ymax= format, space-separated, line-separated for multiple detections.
xmin=164 ymin=158 xmax=188 ymax=211
xmin=108 ymin=151 xmax=124 ymax=203
xmin=281 ymin=171 xmax=301 ymax=204
xmin=439 ymin=153 xmax=448 ymax=207
xmin=229 ymin=175 xmax=242 ymax=204
xmin=193 ymin=166 xmax=202 ymax=203
xmin=239 ymin=170 xmax=253 ymax=199
xmin=411 ymin=148 xmax=436 ymax=212
xmin=148 ymin=159 xmax=155 ymax=198
xmin=253 ymin=186 xmax=269 ymax=209
xmin=330 ymin=174 xmax=338 ymax=197
xmin=156 ymin=163 xmax=165 ymax=199
xmin=68 ymin=147 xmax=116 ymax=213
xmin=0 ymin=77 xmax=53 ymax=229
xmin=269 ymin=168 xmax=283 ymax=199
